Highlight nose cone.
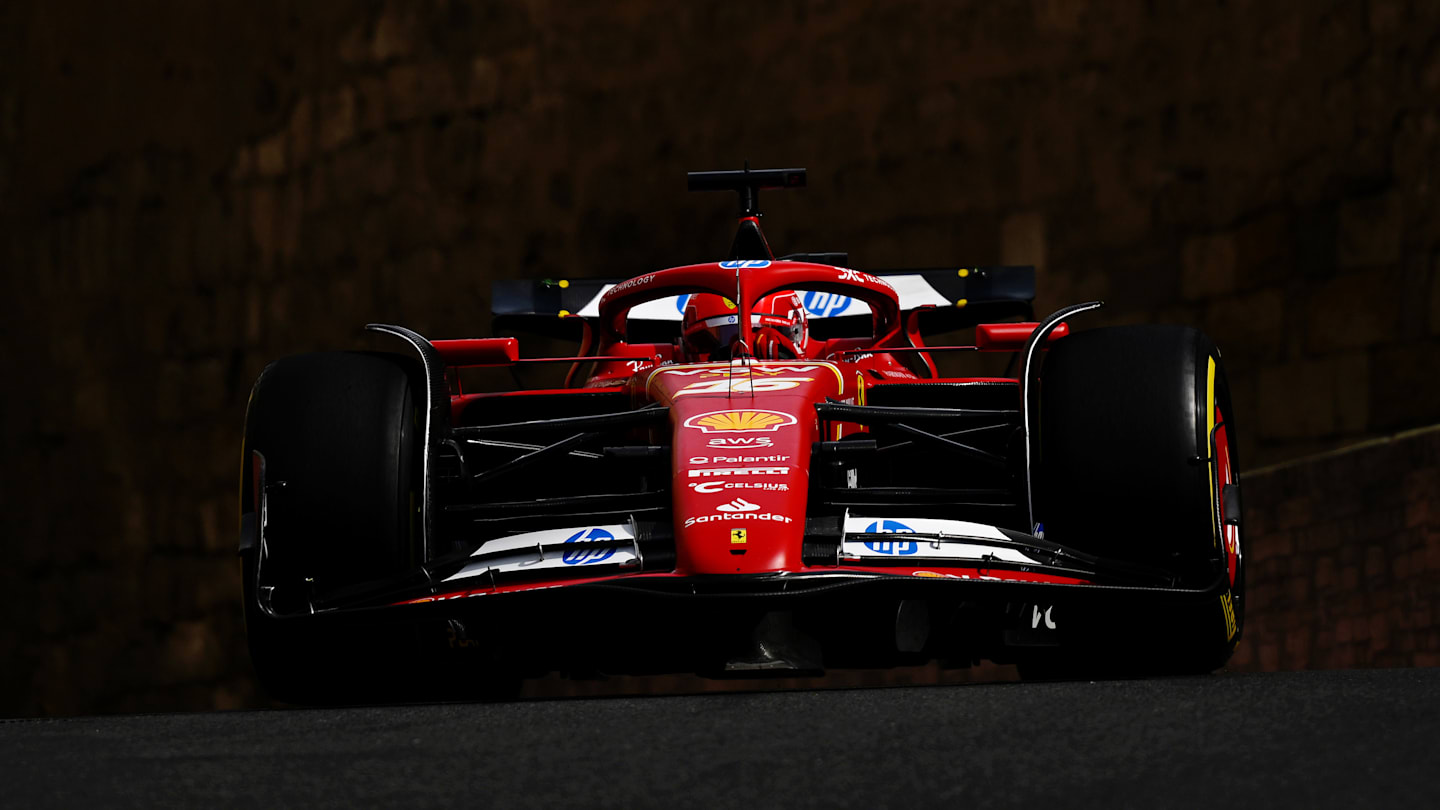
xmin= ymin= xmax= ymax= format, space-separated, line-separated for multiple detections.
xmin=648 ymin=361 xmax=844 ymax=574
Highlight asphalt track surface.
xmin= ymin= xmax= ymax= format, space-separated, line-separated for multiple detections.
xmin=4 ymin=668 xmax=1437 ymax=809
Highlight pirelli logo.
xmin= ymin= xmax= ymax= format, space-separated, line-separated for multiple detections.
xmin=1220 ymin=592 xmax=1237 ymax=641
xmin=689 ymin=467 xmax=788 ymax=478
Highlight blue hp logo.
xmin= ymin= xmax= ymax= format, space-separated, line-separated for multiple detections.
xmin=719 ymin=260 xmax=771 ymax=269
xmin=561 ymin=528 xmax=616 ymax=565
xmin=863 ymin=520 xmax=917 ymax=555
xmin=801 ymin=291 xmax=852 ymax=318
xmin=675 ymin=294 xmax=692 ymax=313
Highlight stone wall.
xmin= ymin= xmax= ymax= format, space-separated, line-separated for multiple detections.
xmin=1228 ymin=425 xmax=1440 ymax=672
xmin=2 ymin=0 xmax=1438 ymax=715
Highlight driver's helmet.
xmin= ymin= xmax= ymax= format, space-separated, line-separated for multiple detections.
xmin=681 ymin=291 xmax=809 ymax=360
xmin=681 ymin=294 xmax=742 ymax=360
xmin=752 ymin=290 xmax=810 ymax=359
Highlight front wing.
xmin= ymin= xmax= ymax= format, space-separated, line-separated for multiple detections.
xmin=253 ymin=516 xmax=1235 ymax=677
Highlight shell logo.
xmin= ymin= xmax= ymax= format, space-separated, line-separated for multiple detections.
xmin=683 ymin=409 xmax=798 ymax=434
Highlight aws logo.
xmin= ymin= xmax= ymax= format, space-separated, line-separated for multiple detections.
xmin=707 ymin=437 xmax=774 ymax=448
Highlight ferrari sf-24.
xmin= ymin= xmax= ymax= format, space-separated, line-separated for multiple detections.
xmin=239 ymin=167 xmax=1244 ymax=701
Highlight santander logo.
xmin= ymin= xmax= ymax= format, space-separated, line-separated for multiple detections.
xmin=715 ymin=497 xmax=761 ymax=513
xmin=683 ymin=501 xmax=794 ymax=527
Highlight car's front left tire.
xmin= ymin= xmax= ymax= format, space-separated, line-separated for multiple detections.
xmin=239 ymin=351 xmax=423 ymax=703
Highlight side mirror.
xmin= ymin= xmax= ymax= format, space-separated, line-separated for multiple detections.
xmin=975 ymin=322 xmax=1070 ymax=352
xmin=432 ymin=338 xmax=520 ymax=366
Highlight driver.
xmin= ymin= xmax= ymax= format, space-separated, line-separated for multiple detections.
xmin=681 ymin=292 xmax=810 ymax=361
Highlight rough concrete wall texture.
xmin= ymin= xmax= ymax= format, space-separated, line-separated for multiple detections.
xmin=1 ymin=1 xmax=1437 ymax=714
xmin=1228 ymin=426 xmax=1440 ymax=673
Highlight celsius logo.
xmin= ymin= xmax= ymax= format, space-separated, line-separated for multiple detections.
xmin=801 ymin=291 xmax=852 ymax=318
xmin=715 ymin=498 xmax=761 ymax=513
xmin=863 ymin=520 xmax=917 ymax=555
xmin=689 ymin=481 xmax=789 ymax=494
xmin=561 ymin=528 xmax=616 ymax=565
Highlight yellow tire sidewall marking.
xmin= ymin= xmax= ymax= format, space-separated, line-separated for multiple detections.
xmin=1207 ymin=356 xmax=1217 ymax=550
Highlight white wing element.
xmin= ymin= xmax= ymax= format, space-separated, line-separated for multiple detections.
xmin=840 ymin=516 xmax=1041 ymax=564
xmin=443 ymin=524 xmax=638 ymax=581
xmin=574 ymin=275 xmax=950 ymax=320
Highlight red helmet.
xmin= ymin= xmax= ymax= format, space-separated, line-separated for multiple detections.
xmin=681 ymin=292 xmax=809 ymax=360
xmin=752 ymin=291 xmax=810 ymax=359
xmin=681 ymin=294 xmax=742 ymax=360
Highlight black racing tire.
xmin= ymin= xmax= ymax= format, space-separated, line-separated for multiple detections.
xmin=239 ymin=351 xmax=423 ymax=703
xmin=1033 ymin=325 xmax=1244 ymax=676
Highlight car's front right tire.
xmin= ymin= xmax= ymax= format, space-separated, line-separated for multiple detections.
xmin=1028 ymin=325 xmax=1244 ymax=678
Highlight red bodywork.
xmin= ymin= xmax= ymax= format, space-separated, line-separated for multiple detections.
xmin=243 ymin=169 xmax=1243 ymax=688
xmin=410 ymin=259 xmax=1075 ymax=604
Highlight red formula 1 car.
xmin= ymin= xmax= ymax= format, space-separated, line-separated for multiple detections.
xmin=239 ymin=168 xmax=1245 ymax=701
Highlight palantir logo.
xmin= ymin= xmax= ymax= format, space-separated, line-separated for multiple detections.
xmin=863 ymin=520 xmax=917 ymax=555
xmin=561 ymin=528 xmax=616 ymax=565
xmin=801 ymin=290 xmax=852 ymax=318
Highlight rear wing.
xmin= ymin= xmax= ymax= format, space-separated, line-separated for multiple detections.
xmin=493 ymin=266 xmax=1035 ymax=340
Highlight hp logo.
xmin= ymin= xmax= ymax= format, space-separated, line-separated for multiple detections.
xmin=675 ymin=293 xmax=692 ymax=313
xmin=561 ymin=528 xmax=616 ymax=565
xmin=801 ymin=291 xmax=852 ymax=318
xmin=865 ymin=520 xmax=915 ymax=533
xmin=863 ymin=520 xmax=917 ymax=555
